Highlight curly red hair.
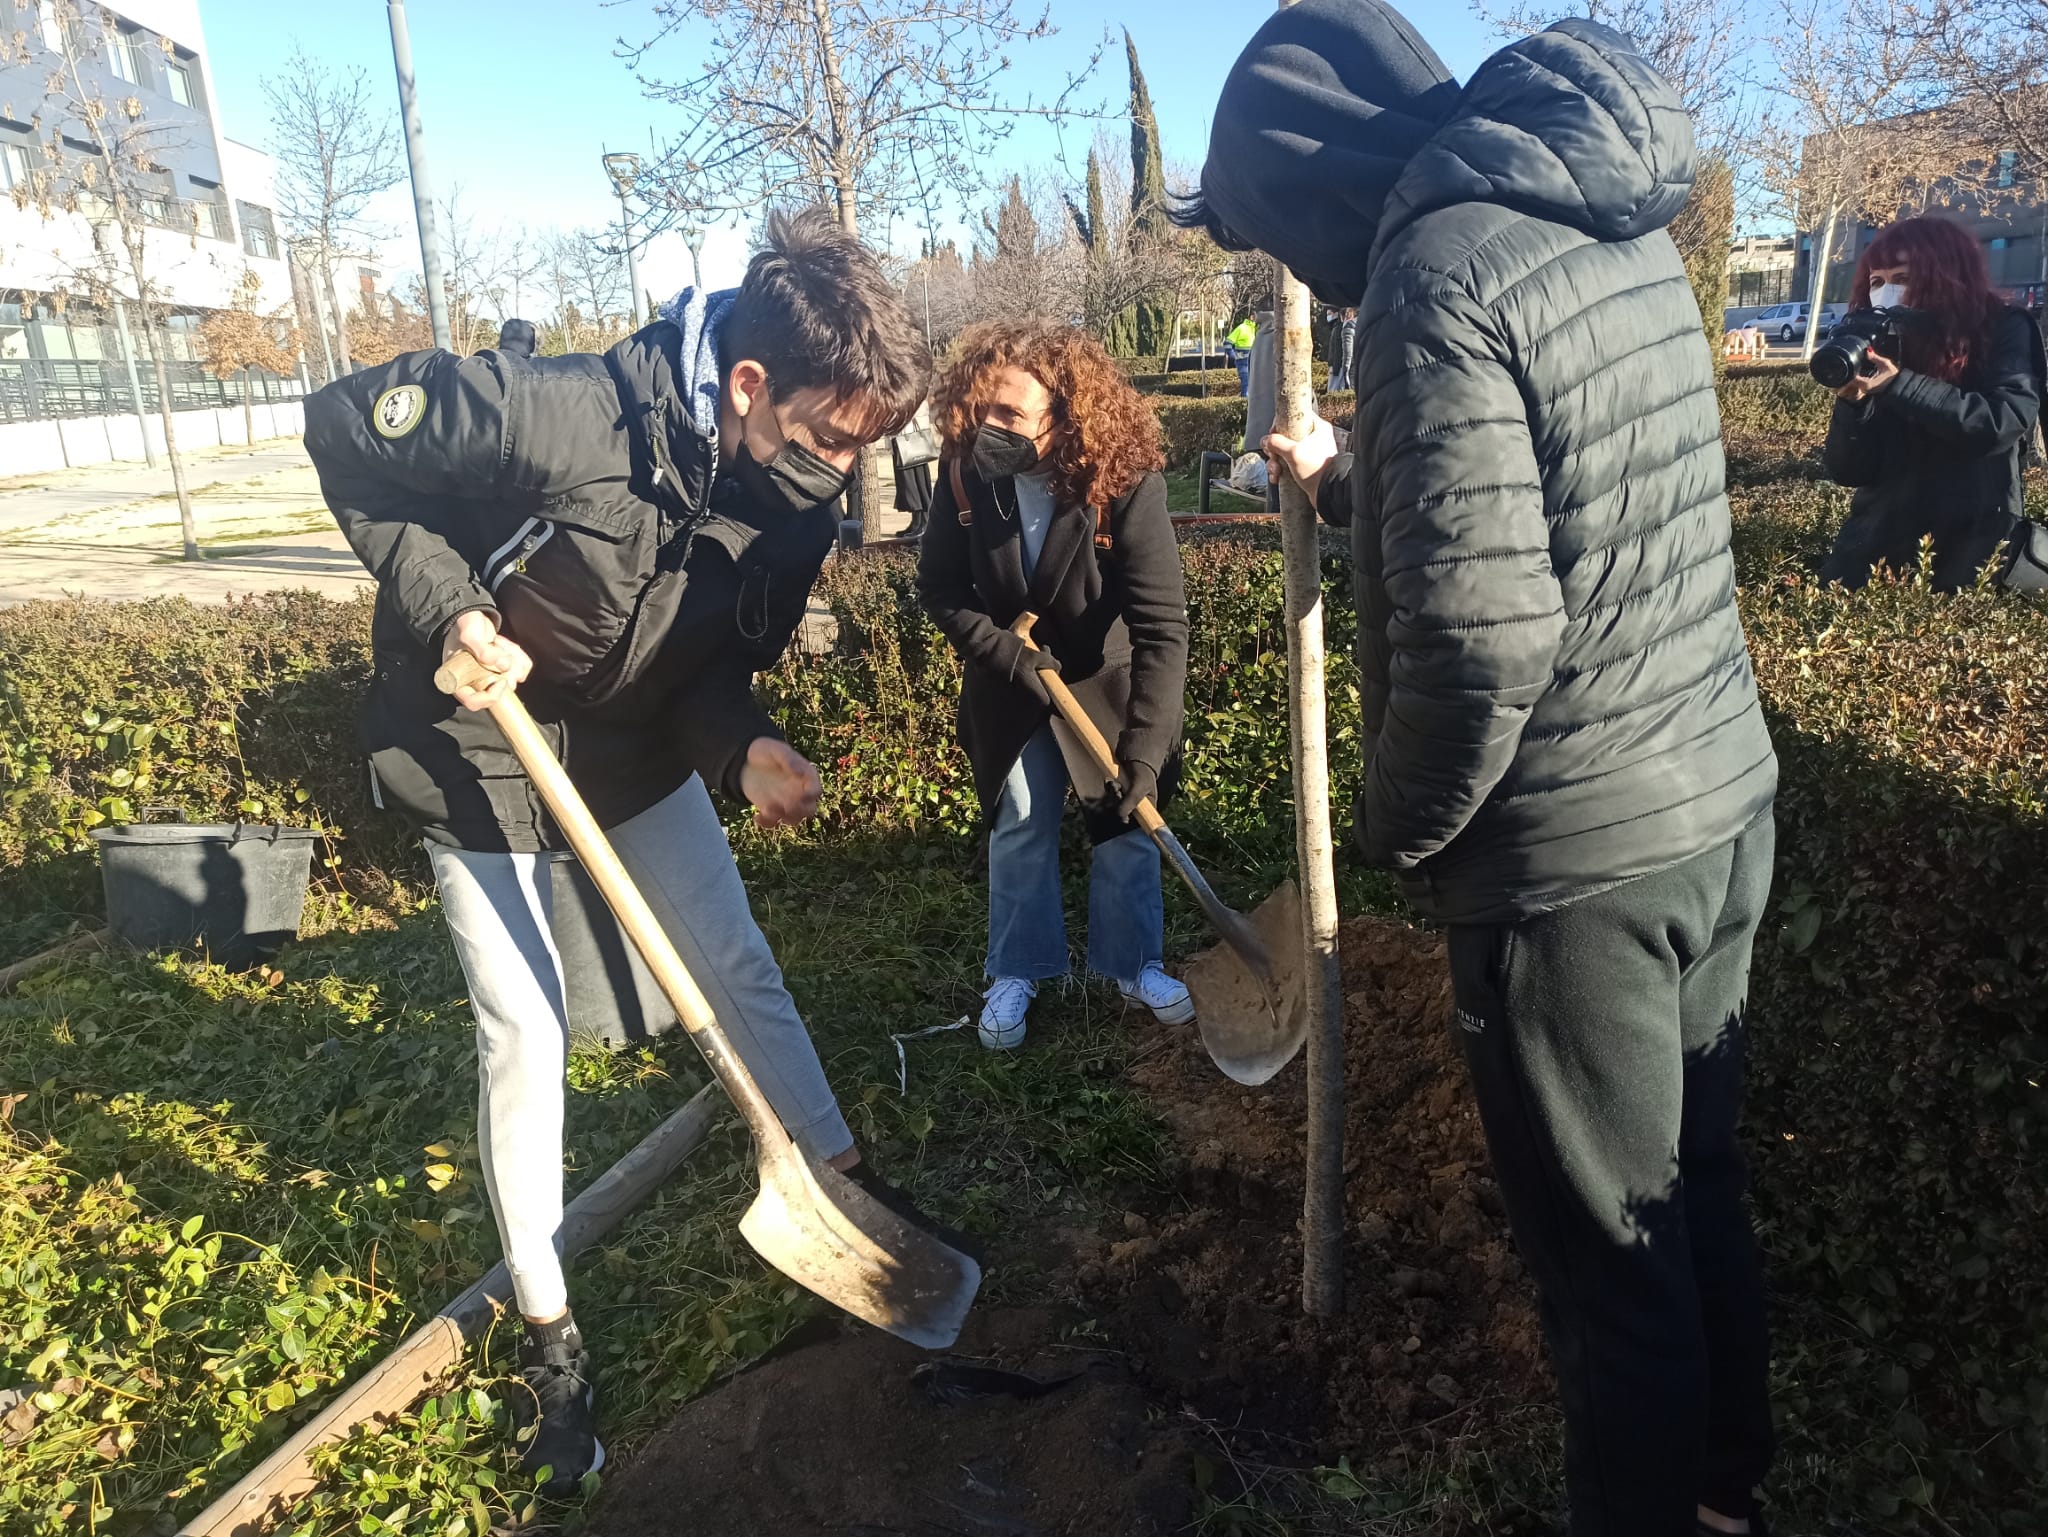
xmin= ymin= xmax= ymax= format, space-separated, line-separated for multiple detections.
xmin=932 ymin=321 xmax=1164 ymax=512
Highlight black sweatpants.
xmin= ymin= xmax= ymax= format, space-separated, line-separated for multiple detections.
xmin=1445 ymin=815 xmax=1776 ymax=1537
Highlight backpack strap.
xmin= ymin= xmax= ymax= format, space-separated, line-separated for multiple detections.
xmin=948 ymin=456 xmax=971 ymax=526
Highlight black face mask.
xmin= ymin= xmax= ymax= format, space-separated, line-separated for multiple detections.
xmin=972 ymin=423 xmax=1042 ymax=481
xmin=731 ymin=404 xmax=852 ymax=516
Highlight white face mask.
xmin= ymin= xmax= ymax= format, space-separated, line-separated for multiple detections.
xmin=1870 ymin=281 xmax=1908 ymax=310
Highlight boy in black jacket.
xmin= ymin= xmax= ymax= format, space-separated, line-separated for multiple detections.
xmin=306 ymin=208 xmax=931 ymax=1492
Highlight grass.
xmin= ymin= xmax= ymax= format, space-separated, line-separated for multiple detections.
xmin=0 ymin=826 xmax=1179 ymax=1536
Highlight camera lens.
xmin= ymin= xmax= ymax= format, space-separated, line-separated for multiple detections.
xmin=1810 ymin=333 xmax=1868 ymax=390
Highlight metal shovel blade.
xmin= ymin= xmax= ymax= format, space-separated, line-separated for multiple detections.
xmin=740 ymin=1139 xmax=981 ymax=1351
xmin=1181 ymin=878 xmax=1309 ymax=1087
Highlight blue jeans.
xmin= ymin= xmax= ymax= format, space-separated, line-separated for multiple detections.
xmin=1231 ymin=353 xmax=1251 ymax=396
xmin=986 ymin=726 xmax=1164 ymax=984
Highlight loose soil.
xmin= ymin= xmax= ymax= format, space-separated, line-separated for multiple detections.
xmin=592 ymin=1306 xmax=1199 ymax=1536
xmin=595 ymin=917 xmax=1551 ymax=1533
xmin=1095 ymin=915 xmax=1550 ymax=1459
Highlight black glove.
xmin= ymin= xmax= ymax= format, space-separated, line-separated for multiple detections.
xmin=988 ymin=631 xmax=1061 ymax=706
xmin=1115 ymin=759 xmax=1159 ymax=822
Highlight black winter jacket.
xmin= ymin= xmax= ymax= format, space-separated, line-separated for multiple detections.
xmin=916 ymin=465 xmax=1189 ymax=843
xmin=1820 ymin=306 xmax=2045 ymax=592
xmin=306 ymin=301 xmax=832 ymax=852
xmin=1204 ymin=11 xmax=1777 ymax=922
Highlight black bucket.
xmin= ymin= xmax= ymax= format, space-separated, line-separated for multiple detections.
xmin=90 ymin=821 xmax=317 ymax=968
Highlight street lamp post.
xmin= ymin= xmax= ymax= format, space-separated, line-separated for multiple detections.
xmin=387 ymin=0 xmax=452 ymax=350
xmin=602 ymin=152 xmax=645 ymax=327
xmin=683 ymin=225 xmax=705 ymax=295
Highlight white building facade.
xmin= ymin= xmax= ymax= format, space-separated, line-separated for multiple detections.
xmin=0 ymin=0 xmax=305 ymax=470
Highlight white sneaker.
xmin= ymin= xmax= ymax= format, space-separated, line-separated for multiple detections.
xmin=978 ymin=978 xmax=1036 ymax=1050
xmin=1119 ymin=962 xmax=1195 ymax=1026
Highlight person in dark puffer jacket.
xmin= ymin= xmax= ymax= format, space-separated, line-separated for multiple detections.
xmin=1181 ymin=6 xmax=1781 ymax=1536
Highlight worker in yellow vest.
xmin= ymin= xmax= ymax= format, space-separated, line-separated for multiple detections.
xmin=1224 ymin=314 xmax=1257 ymax=396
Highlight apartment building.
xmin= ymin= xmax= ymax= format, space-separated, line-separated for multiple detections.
xmin=0 ymin=0 xmax=303 ymax=462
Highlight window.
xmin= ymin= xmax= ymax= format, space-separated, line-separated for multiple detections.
xmin=36 ymin=1 xmax=61 ymax=52
xmin=1999 ymin=150 xmax=2018 ymax=189
xmin=0 ymin=143 xmax=28 ymax=191
xmin=238 ymin=200 xmax=278 ymax=260
xmin=107 ymin=26 xmax=147 ymax=85
xmin=1992 ymin=237 xmax=2010 ymax=250
xmin=195 ymin=199 xmax=230 ymax=240
xmin=167 ymin=59 xmax=195 ymax=109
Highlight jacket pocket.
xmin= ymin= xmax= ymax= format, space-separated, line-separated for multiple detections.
xmin=493 ymin=494 xmax=659 ymax=702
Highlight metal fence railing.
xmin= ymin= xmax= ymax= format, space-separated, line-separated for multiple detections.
xmin=0 ymin=358 xmax=306 ymax=425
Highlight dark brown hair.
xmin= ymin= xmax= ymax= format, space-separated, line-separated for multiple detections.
xmin=933 ymin=321 xmax=1164 ymax=514
xmin=723 ymin=205 xmax=930 ymax=437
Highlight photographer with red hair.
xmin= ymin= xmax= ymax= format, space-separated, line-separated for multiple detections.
xmin=916 ymin=321 xmax=1192 ymax=1051
xmin=1820 ymin=215 xmax=2047 ymax=591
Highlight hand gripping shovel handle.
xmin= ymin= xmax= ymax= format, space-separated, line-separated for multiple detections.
xmin=433 ymin=652 xmax=790 ymax=1154
xmin=1008 ymin=612 xmax=1225 ymax=916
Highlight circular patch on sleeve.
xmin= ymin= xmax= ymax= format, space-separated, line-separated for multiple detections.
xmin=371 ymin=384 xmax=427 ymax=440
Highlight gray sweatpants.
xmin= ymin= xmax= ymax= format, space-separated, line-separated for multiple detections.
xmin=427 ymin=775 xmax=855 ymax=1319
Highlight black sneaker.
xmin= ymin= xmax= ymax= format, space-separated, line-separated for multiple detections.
xmin=508 ymin=1317 xmax=604 ymax=1497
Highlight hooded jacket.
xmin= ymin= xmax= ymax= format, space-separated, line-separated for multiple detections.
xmin=306 ymin=288 xmax=836 ymax=852
xmin=1200 ymin=4 xmax=1777 ymax=923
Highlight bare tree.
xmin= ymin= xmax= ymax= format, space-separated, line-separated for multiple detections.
xmin=620 ymin=0 xmax=1103 ymax=539
xmin=621 ymin=0 xmax=1100 ymax=239
xmin=970 ymin=174 xmax=1083 ymax=325
xmin=900 ymin=239 xmax=974 ymax=353
xmin=435 ymin=187 xmax=502 ymax=354
xmin=262 ymin=45 xmax=403 ymax=378
xmin=1912 ymin=0 xmax=2048 ymax=282
xmin=1762 ymin=0 xmax=1999 ymax=356
xmin=1482 ymin=0 xmax=1758 ymax=161
xmin=7 ymin=1 xmax=213 ymax=557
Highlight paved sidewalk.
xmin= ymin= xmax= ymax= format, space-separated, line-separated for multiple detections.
xmin=0 ymin=440 xmax=316 ymax=536
xmin=0 ymin=534 xmax=372 ymax=606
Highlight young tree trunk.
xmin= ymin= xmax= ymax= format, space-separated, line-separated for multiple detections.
xmin=243 ymin=367 xmax=255 ymax=443
xmin=1802 ymin=202 xmax=1841 ymax=362
xmin=325 ymin=240 xmax=355 ymax=373
xmin=1272 ymin=247 xmax=1344 ymax=1316
xmin=142 ymin=314 xmax=199 ymax=561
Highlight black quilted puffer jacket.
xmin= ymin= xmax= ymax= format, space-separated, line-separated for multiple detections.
xmin=1206 ymin=10 xmax=1778 ymax=923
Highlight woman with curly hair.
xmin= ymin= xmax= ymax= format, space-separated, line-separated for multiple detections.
xmin=1821 ymin=214 xmax=2047 ymax=591
xmin=917 ymin=321 xmax=1193 ymax=1049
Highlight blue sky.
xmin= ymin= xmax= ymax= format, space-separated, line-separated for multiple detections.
xmin=195 ymin=0 xmax=1503 ymax=306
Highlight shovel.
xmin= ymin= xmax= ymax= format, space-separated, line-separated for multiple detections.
xmin=1009 ymin=613 xmax=1306 ymax=1086
xmin=435 ymin=653 xmax=980 ymax=1350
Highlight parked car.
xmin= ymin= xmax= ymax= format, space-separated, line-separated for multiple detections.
xmin=1752 ymin=301 xmax=1845 ymax=344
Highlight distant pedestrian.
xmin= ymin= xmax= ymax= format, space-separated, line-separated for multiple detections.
xmin=497 ymin=318 xmax=537 ymax=357
xmin=1327 ymin=307 xmax=1357 ymax=392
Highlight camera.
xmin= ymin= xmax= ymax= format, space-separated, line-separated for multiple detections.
xmin=1809 ymin=306 xmax=1928 ymax=389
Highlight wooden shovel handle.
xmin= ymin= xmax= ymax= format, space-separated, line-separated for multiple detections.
xmin=1009 ymin=611 xmax=1166 ymax=835
xmin=433 ymin=651 xmax=790 ymax=1150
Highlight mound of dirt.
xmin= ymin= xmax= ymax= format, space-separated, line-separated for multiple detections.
xmin=592 ymin=1307 xmax=1198 ymax=1537
xmin=1090 ymin=914 xmax=1550 ymax=1459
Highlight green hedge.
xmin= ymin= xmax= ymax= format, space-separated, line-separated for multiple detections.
xmin=1149 ymin=393 xmax=1358 ymax=470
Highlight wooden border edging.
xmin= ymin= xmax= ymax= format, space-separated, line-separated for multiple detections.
xmin=0 ymin=929 xmax=110 ymax=995
xmin=181 ymin=1082 xmax=725 ymax=1537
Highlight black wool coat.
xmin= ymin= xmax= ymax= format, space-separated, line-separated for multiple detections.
xmin=1821 ymin=306 xmax=2045 ymax=592
xmin=916 ymin=464 xmax=1189 ymax=842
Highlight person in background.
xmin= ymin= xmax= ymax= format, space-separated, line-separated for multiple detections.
xmin=497 ymin=317 xmax=537 ymax=358
xmin=1819 ymin=215 xmax=2046 ymax=593
xmin=1326 ymin=306 xmax=1357 ymax=392
xmin=305 ymin=209 xmax=939 ymax=1496
xmin=892 ymin=399 xmax=939 ymax=541
xmin=916 ymin=321 xmax=1193 ymax=1051
xmin=1182 ymin=4 xmax=1780 ymax=1534
xmin=1224 ymin=312 xmax=1257 ymax=395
